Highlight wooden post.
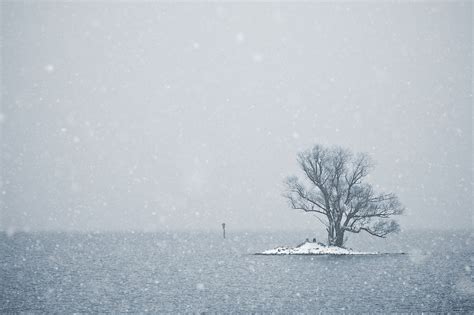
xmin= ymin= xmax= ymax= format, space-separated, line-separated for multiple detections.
xmin=222 ymin=223 xmax=226 ymax=239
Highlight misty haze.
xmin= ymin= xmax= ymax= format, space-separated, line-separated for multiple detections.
xmin=1 ymin=1 xmax=472 ymax=313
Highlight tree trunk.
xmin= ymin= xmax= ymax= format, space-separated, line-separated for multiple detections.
xmin=334 ymin=228 xmax=345 ymax=247
xmin=327 ymin=223 xmax=335 ymax=246
xmin=327 ymin=224 xmax=345 ymax=247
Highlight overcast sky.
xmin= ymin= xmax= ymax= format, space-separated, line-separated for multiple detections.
xmin=1 ymin=2 xmax=472 ymax=232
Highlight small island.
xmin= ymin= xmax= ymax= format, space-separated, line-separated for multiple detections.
xmin=257 ymin=239 xmax=377 ymax=255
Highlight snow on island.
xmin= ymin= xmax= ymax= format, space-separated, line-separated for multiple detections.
xmin=257 ymin=240 xmax=377 ymax=255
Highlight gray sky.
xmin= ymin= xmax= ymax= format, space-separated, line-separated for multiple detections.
xmin=1 ymin=2 xmax=472 ymax=232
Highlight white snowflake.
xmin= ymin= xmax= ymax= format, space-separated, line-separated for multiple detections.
xmin=44 ymin=64 xmax=55 ymax=73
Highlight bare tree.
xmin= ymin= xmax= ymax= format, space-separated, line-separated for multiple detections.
xmin=284 ymin=144 xmax=404 ymax=247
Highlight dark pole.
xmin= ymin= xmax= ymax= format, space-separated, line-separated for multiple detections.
xmin=222 ymin=223 xmax=226 ymax=239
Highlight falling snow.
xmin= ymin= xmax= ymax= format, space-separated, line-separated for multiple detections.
xmin=1 ymin=1 xmax=472 ymax=313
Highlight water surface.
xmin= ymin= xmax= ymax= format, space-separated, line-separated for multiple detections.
xmin=1 ymin=230 xmax=473 ymax=312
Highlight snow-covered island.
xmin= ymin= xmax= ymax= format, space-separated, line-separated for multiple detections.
xmin=257 ymin=240 xmax=378 ymax=255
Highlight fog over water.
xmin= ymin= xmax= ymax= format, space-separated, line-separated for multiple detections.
xmin=1 ymin=2 xmax=472 ymax=232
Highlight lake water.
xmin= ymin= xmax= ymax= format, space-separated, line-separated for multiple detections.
xmin=1 ymin=230 xmax=473 ymax=312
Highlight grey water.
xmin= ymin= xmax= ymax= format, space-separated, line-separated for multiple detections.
xmin=1 ymin=230 xmax=473 ymax=313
